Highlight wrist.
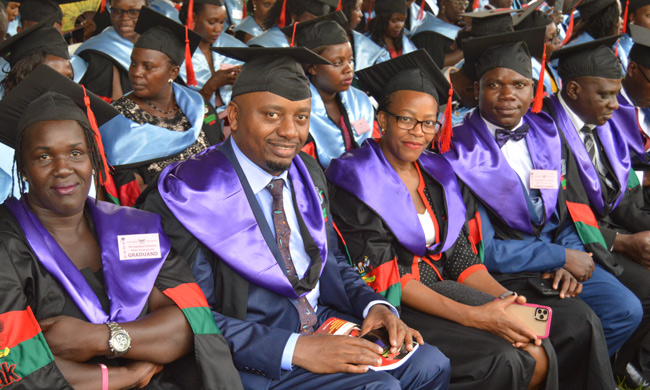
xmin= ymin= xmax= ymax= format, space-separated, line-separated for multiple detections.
xmin=613 ymin=232 xmax=629 ymax=252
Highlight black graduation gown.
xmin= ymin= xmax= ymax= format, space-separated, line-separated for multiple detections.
xmin=328 ymin=164 xmax=560 ymax=390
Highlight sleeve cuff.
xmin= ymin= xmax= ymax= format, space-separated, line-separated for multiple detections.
xmin=281 ymin=333 xmax=301 ymax=371
xmin=363 ymin=300 xmax=399 ymax=319
xmin=457 ymin=264 xmax=487 ymax=284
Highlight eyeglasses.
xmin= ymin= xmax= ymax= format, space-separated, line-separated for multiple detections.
xmin=109 ymin=6 xmax=141 ymax=19
xmin=449 ymin=0 xmax=469 ymax=9
xmin=384 ymin=111 xmax=440 ymax=134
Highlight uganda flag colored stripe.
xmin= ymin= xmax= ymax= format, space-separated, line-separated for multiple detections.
xmin=0 ymin=307 xmax=72 ymax=389
xmin=367 ymin=259 xmax=402 ymax=308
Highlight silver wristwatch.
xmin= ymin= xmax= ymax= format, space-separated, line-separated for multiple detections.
xmin=106 ymin=322 xmax=131 ymax=358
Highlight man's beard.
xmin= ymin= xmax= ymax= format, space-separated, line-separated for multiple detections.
xmin=266 ymin=160 xmax=292 ymax=174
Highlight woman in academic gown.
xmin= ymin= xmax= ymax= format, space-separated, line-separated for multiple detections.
xmin=103 ymin=7 xmax=223 ymax=207
xmin=0 ymin=64 xmax=241 ymax=390
xmin=326 ymin=51 xmax=558 ymax=390
xmin=234 ymin=0 xmax=277 ymax=43
xmin=366 ymin=0 xmax=417 ymax=58
xmin=288 ymin=13 xmax=375 ymax=169
xmin=178 ymin=0 xmax=244 ymax=111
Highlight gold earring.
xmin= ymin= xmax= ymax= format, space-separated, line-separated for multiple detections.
xmin=21 ymin=175 xmax=27 ymax=182
xmin=168 ymin=78 xmax=173 ymax=83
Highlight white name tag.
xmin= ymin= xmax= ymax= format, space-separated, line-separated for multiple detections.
xmin=117 ymin=233 xmax=161 ymax=260
xmin=231 ymin=9 xmax=243 ymax=20
xmin=530 ymin=169 xmax=558 ymax=190
xmin=352 ymin=119 xmax=371 ymax=135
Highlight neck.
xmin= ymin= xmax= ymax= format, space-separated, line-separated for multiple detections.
xmin=380 ymin=140 xmax=417 ymax=174
xmin=254 ymin=14 xmax=265 ymax=29
xmin=143 ymin=84 xmax=176 ymax=109
xmin=199 ymin=39 xmax=212 ymax=52
xmin=316 ymin=84 xmax=337 ymax=105
xmin=28 ymin=197 xmax=87 ymax=241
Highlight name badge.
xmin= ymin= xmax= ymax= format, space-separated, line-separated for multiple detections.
xmin=220 ymin=63 xmax=237 ymax=70
xmin=117 ymin=233 xmax=161 ymax=260
xmin=352 ymin=119 xmax=371 ymax=135
xmin=231 ymin=9 xmax=243 ymax=20
xmin=530 ymin=169 xmax=558 ymax=190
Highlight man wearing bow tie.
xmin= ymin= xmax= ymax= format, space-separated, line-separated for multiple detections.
xmin=442 ymin=32 xmax=635 ymax=389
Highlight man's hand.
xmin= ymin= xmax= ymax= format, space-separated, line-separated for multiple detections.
xmin=39 ymin=316 xmax=107 ymax=362
xmin=466 ymin=295 xmax=540 ymax=348
xmin=360 ymin=304 xmax=423 ymax=354
xmin=541 ymin=268 xmax=583 ymax=298
xmin=614 ymin=231 xmax=650 ymax=267
xmin=292 ymin=334 xmax=384 ymax=374
xmin=564 ymin=248 xmax=594 ymax=281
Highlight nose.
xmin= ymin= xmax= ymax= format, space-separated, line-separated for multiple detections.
xmin=52 ymin=157 xmax=73 ymax=177
xmin=608 ymin=95 xmax=619 ymax=110
xmin=408 ymin=121 xmax=426 ymax=136
xmin=276 ymin=116 xmax=300 ymax=139
xmin=499 ymin=85 xmax=516 ymax=100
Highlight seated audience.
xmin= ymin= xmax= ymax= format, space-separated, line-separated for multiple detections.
xmin=341 ymin=0 xmax=391 ymax=71
xmin=234 ymin=0 xmax=277 ymax=43
xmin=367 ymin=0 xmax=417 ymax=58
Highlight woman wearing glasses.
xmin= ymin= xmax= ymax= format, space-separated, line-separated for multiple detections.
xmin=293 ymin=16 xmax=376 ymax=169
xmin=74 ymin=0 xmax=148 ymax=102
xmin=326 ymin=53 xmax=557 ymax=390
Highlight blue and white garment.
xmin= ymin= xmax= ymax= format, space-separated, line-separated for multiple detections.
xmin=401 ymin=33 xmax=418 ymax=54
xmin=224 ymin=0 xmax=245 ymax=29
xmin=410 ymin=15 xmax=461 ymax=42
xmin=150 ymin=0 xmax=180 ymax=22
xmin=406 ymin=1 xmax=438 ymax=36
xmin=531 ymin=57 xmax=561 ymax=95
xmin=246 ymin=26 xmax=288 ymax=47
xmin=308 ymin=82 xmax=375 ymax=169
xmin=7 ymin=16 xmax=19 ymax=36
xmin=0 ymin=143 xmax=18 ymax=201
xmin=74 ymin=27 xmax=134 ymax=82
xmin=99 ymin=83 xmax=205 ymax=166
xmin=352 ymin=30 xmax=390 ymax=70
xmin=0 ymin=57 xmax=9 ymax=98
xmin=234 ymin=15 xmax=264 ymax=38
xmin=180 ymin=33 xmax=246 ymax=111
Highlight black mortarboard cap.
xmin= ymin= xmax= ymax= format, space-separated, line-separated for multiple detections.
xmin=280 ymin=10 xmax=348 ymax=49
xmin=629 ymin=24 xmax=650 ymax=68
xmin=462 ymin=27 xmax=545 ymax=80
xmin=630 ymin=0 xmax=650 ymax=13
xmin=462 ymin=8 xmax=524 ymax=36
xmin=551 ymin=35 xmax=622 ymax=79
xmin=19 ymin=0 xmax=62 ymax=24
xmin=514 ymin=9 xmax=553 ymax=30
xmin=213 ymin=47 xmax=331 ymax=101
xmin=0 ymin=65 xmax=119 ymax=149
xmin=577 ymin=0 xmax=615 ymax=21
xmin=193 ymin=0 xmax=224 ymax=4
xmin=303 ymin=0 xmax=339 ymax=16
xmin=374 ymin=0 xmax=407 ymax=15
xmin=0 ymin=14 xmax=68 ymax=67
xmin=512 ymin=0 xmax=546 ymax=26
xmin=355 ymin=49 xmax=457 ymax=103
xmin=134 ymin=7 xmax=201 ymax=66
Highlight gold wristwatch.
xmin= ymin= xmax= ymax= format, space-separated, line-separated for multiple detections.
xmin=106 ymin=322 xmax=131 ymax=358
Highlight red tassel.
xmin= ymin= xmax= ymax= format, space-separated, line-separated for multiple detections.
xmin=336 ymin=0 xmax=342 ymax=11
xmin=243 ymin=1 xmax=247 ymax=18
xmin=438 ymin=83 xmax=454 ymax=153
xmin=81 ymin=85 xmax=110 ymax=185
xmin=531 ymin=44 xmax=546 ymax=113
xmin=185 ymin=26 xmax=197 ymax=86
xmin=614 ymin=38 xmax=620 ymax=56
xmin=187 ymin=0 xmax=194 ymax=29
xmin=622 ymin=0 xmax=630 ymax=34
xmin=561 ymin=0 xmax=583 ymax=46
xmin=100 ymin=0 xmax=106 ymax=13
xmin=418 ymin=0 xmax=426 ymax=20
xmin=367 ymin=0 xmax=374 ymax=24
xmin=472 ymin=0 xmax=480 ymax=10
xmin=278 ymin=0 xmax=288 ymax=27
xmin=290 ymin=21 xmax=299 ymax=47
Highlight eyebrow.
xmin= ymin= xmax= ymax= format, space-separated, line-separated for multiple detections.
xmin=33 ymin=142 xmax=84 ymax=151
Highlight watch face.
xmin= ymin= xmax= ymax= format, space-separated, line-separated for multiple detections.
xmin=113 ymin=332 xmax=130 ymax=352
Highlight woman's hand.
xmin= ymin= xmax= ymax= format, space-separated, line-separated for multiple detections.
xmin=39 ymin=316 xmax=107 ymax=362
xmin=123 ymin=360 xmax=164 ymax=389
xmin=206 ymin=66 xmax=242 ymax=89
xmin=465 ymin=295 xmax=540 ymax=348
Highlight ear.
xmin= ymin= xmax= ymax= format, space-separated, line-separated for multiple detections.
xmin=629 ymin=12 xmax=636 ymax=23
xmin=565 ymin=80 xmax=580 ymax=100
xmin=627 ymin=61 xmax=638 ymax=77
xmin=170 ymin=65 xmax=180 ymax=81
xmin=227 ymin=101 xmax=240 ymax=134
xmin=473 ymin=80 xmax=480 ymax=101
xmin=377 ymin=110 xmax=388 ymax=131
xmin=307 ymin=65 xmax=317 ymax=76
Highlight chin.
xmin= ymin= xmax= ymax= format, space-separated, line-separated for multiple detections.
xmin=266 ymin=159 xmax=292 ymax=174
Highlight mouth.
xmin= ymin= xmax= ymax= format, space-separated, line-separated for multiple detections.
xmin=343 ymin=78 xmax=353 ymax=86
xmin=403 ymin=141 xmax=423 ymax=150
xmin=268 ymin=141 xmax=298 ymax=158
xmin=51 ymin=183 xmax=79 ymax=196
xmin=495 ymin=106 xmax=519 ymax=115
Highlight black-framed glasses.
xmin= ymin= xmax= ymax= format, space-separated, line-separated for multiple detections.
xmin=109 ymin=6 xmax=141 ymax=19
xmin=384 ymin=111 xmax=440 ymax=134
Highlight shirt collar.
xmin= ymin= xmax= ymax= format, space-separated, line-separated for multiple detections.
xmin=231 ymin=137 xmax=290 ymax=195
xmin=481 ymin=114 xmax=524 ymax=139
xmin=557 ymin=92 xmax=594 ymax=130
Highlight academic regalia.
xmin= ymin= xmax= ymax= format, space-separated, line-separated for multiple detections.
xmin=327 ymin=139 xmax=560 ymax=390
xmin=74 ymin=27 xmax=134 ymax=101
xmin=532 ymin=57 xmax=561 ymax=94
xmin=138 ymin=46 xmax=451 ymax=390
xmin=0 ymin=65 xmax=242 ymax=390
xmin=180 ymin=32 xmax=246 ymax=111
xmin=150 ymin=0 xmax=181 ymax=22
xmin=410 ymin=17 xmax=461 ymax=68
xmin=6 ymin=16 xmax=19 ymax=37
xmin=234 ymin=15 xmax=264 ymax=40
xmin=405 ymin=1 xmax=436 ymax=36
xmin=223 ymin=0 xmax=245 ymax=27
xmin=246 ymin=25 xmax=289 ymax=47
xmin=351 ymin=30 xmax=391 ymax=70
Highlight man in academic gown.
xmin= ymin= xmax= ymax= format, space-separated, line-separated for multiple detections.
xmin=443 ymin=29 xmax=633 ymax=389
xmin=543 ymin=35 xmax=650 ymax=387
xmin=137 ymin=46 xmax=451 ymax=390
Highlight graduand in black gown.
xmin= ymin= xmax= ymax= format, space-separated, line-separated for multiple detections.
xmin=0 ymin=65 xmax=241 ymax=390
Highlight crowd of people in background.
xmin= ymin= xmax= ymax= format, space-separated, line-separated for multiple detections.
xmin=1 ymin=0 xmax=650 ymax=388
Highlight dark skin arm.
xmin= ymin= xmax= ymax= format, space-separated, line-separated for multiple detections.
xmin=40 ymin=286 xmax=193 ymax=365
xmin=292 ymin=305 xmax=423 ymax=374
xmin=541 ymin=268 xmax=583 ymax=298
xmin=53 ymin=356 xmax=162 ymax=390
xmin=199 ymin=66 xmax=241 ymax=102
xmin=613 ymin=231 xmax=650 ymax=268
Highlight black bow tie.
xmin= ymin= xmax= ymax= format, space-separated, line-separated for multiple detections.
xmin=495 ymin=124 xmax=530 ymax=148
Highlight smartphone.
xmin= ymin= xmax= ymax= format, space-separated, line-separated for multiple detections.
xmin=528 ymin=278 xmax=560 ymax=296
xmin=504 ymin=302 xmax=553 ymax=339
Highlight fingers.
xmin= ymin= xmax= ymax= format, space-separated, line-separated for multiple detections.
xmin=515 ymin=295 xmax=527 ymax=305
xmin=558 ymin=273 xmax=571 ymax=298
